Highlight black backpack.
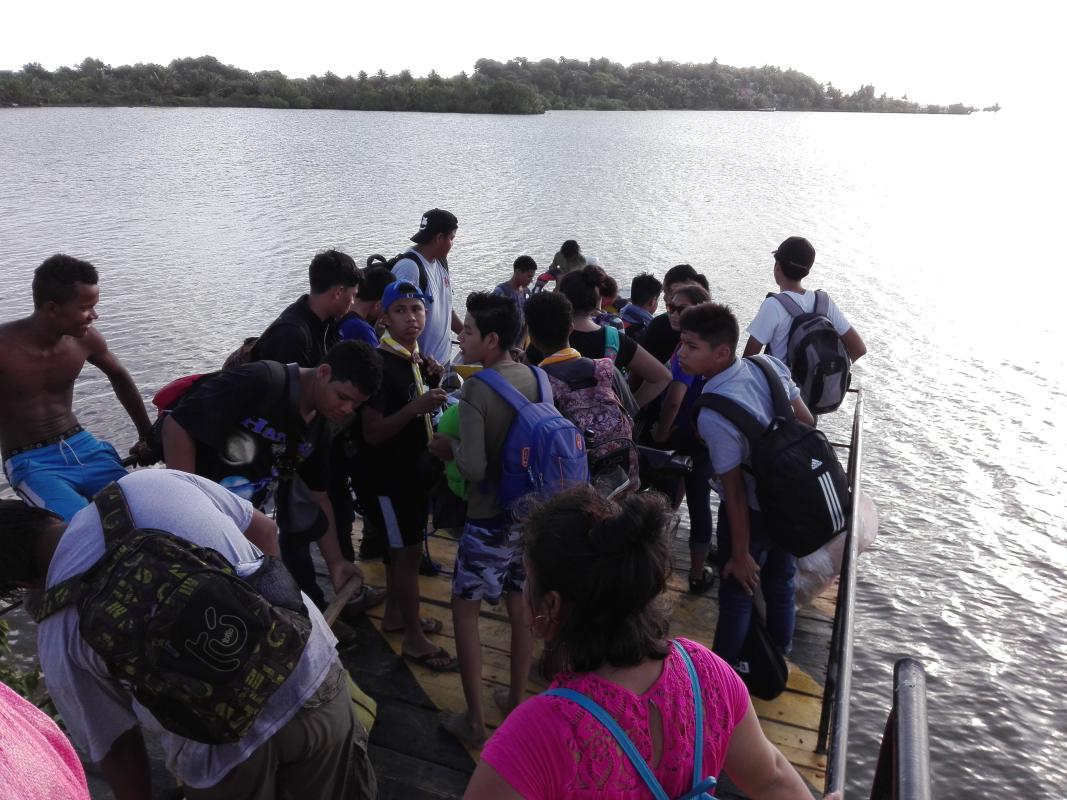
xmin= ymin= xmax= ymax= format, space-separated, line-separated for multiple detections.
xmin=693 ymin=355 xmax=849 ymax=557
xmin=773 ymin=290 xmax=851 ymax=415
xmin=368 ymin=251 xmax=447 ymax=302
xmin=35 ymin=481 xmax=311 ymax=744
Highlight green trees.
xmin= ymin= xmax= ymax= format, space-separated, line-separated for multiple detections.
xmin=0 ymin=55 xmax=979 ymax=115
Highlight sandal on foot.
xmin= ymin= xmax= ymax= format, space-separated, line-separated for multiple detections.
xmin=403 ymin=646 xmax=458 ymax=673
xmin=381 ymin=617 xmax=443 ymax=635
xmin=689 ymin=566 xmax=716 ymax=595
xmin=439 ymin=711 xmax=487 ymax=748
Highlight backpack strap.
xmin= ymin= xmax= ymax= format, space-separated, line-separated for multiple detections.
xmin=400 ymin=250 xmax=432 ymax=299
xmin=692 ymin=393 xmax=766 ymax=442
xmin=602 ymin=324 xmax=621 ymax=361
xmin=813 ymin=289 xmax=830 ymax=317
xmin=772 ymin=292 xmax=805 ymax=318
xmin=34 ymin=481 xmax=136 ymax=622
xmin=544 ymin=689 xmax=671 ymax=800
xmin=471 ymin=365 xmax=548 ymax=411
xmin=746 ymin=355 xmax=795 ymax=422
xmin=672 ymin=641 xmax=718 ymax=800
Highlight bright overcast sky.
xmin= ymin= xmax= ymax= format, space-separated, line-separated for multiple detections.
xmin=1 ymin=0 xmax=1047 ymax=109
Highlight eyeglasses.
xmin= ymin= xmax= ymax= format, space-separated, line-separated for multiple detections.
xmin=667 ymin=303 xmax=691 ymax=314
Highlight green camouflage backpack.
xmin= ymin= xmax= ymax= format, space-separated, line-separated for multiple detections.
xmin=35 ymin=481 xmax=312 ymax=744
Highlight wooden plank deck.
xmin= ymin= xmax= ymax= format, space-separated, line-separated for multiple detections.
xmin=343 ymin=522 xmax=836 ymax=798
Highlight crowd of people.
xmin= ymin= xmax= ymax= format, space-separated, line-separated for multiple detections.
xmin=0 ymin=208 xmax=865 ymax=799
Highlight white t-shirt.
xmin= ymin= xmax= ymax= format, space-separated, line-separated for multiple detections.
xmin=393 ymin=249 xmax=454 ymax=364
xmin=745 ymin=290 xmax=852 ymax=361
xmin=37 ymin=469 xmax=338 ymax=789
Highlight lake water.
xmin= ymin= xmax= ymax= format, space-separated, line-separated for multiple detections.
xmin=1 ymin=107 xmax=1064 ymax=797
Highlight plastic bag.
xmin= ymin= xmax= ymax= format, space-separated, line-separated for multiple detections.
xmin=794 ymin=493 xmax=878 ymax=607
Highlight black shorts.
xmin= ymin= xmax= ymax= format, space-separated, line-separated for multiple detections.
xmin=360 ymin=491 xmax=430 ymax=551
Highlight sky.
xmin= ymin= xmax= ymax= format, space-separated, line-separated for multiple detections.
xmin=1 ymin=0 xmax=1051 ymax=110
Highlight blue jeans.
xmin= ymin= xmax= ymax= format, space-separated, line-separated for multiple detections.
xmin=3 ymin=430 xmax=127 ymax=521
xmin=712 ymin=503 xmax=797 ymax=667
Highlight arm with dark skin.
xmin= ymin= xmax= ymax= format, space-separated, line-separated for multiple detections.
xmin=652 ymin=381 xmax=687 ymax=444
xmin=99 ymin=727 xmax=152 ymax=800
xmin=86 ymin=331 xmax=154 ymax=463
xmin=742 ymin=336 xmax=764 ymax=358
xmin=244 ymin=508 xmax=280 ymax=556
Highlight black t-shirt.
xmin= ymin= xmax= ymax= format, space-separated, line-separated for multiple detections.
xmin=169 ymin=361 xmax=330 ymax=506
xmin=526 ymin=326 xmax=638 ymax=369
xmin=252 ymin=295 xmax=336 ymax=368
xmin=571 ymin=326 xmax=637 ymax=368
xmin=356 ymin=350 xmax=434 ymax=493
xmin=640 ymin=313 xmax=680 ymax=365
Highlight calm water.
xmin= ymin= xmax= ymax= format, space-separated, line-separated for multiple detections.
xmin=1 ymin=107 xmax=1064 ymax=797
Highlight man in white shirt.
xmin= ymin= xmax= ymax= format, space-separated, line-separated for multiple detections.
xmin=391 ymin=208 xmax=464 ymax=364
xmin=0 ymin=469 xmax=376 ymax=800
xmin=742 ymin=236 xmax=867 ymax=363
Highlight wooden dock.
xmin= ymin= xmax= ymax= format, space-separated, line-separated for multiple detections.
xmin=343 ymin=524 xmax=836 ymax=799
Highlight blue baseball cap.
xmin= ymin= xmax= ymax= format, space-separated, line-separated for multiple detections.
xmin=382 ymin=280 xmax=430 ymax=311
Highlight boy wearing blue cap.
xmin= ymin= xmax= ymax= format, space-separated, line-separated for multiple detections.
xmin=357 ymin=281 xmax=456 ymax=671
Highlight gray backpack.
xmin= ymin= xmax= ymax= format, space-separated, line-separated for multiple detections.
xmin=773 ymin=290 xmax=851 ymax=415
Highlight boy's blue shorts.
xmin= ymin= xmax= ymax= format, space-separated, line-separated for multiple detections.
xmin=452 ymin=515 xmax=525 ymax=605
xmin=3 ymin=429 xmax=127 ymax=521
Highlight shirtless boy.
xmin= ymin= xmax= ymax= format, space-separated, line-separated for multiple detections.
xmin=0 ymin=254 xmax=153 ymax=520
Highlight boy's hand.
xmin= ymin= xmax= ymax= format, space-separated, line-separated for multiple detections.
xmin=422 ymin=356 xmax=444 ymax=379
xmin=411 ymin=388 xmax=448 ymax=414
xmin=428 ymin=433 xmax=455 ymax=462
xmin=722 ymin=553 xmax=761 ymax=596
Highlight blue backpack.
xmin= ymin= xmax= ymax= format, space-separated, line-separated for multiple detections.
xmin=546 ymin=641 xmax=717 ymax=800
xmin=472 ymin=366 xmax=590 ymax=509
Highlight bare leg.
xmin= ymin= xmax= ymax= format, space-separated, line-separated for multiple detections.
xmin=504 ymin=591 xmax=532 ymax=711
xmin=451 ymin=595 xmax=487 ymax=742
xmin=393 ymin=544 xmax=437 ymax=657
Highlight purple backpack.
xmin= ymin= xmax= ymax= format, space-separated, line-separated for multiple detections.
xmin=544 ymin=358 xmax=638 ymax=491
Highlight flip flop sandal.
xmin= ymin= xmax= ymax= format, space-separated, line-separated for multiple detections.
xmin=381 ymin=617 xmax=443 ymax=635
xmin=492 ymin=686 xmax=516 ymax=718
xmin=402 ymin=646 xmax=458 ymax=673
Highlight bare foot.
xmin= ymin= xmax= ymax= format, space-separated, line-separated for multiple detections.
xmin=440 ymin=710 xmax=487 ymax=748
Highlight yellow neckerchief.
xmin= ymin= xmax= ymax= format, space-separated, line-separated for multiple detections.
xmin=540 ymin=347 xmax=582 ymax=367
xmin=379 ymin=333 xmax=433 ymax=439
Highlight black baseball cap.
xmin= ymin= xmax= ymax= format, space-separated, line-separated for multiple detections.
xmin=772 ymin=236 xmax=816 ymax=270
xmin=411 ymin=208 xmax=459 ymax=244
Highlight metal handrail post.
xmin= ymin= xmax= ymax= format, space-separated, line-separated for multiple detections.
xmin=821 ymin=389 xmax=864 ymax=795
xmin=893 ymin=658 xmax=932 ymax=800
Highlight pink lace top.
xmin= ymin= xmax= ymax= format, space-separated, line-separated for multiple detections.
xmin=482 ymin=638 xmax=749 ymax=798
xmin=0 ymin=681 xmax=90 ymax=800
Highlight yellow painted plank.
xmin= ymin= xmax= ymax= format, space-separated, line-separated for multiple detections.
xmin=760 ymin=718 xmax=825 ymax=756
xmin=752 ymin=690 xmax=823 ymax=731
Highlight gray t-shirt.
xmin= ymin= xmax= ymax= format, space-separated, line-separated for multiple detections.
xmin=37 ymin=469 xmax=339 ymax=789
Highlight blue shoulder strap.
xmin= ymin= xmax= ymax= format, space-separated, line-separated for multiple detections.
xmin=546 ymin=641 xmax=717 ymax=800
xmin=545 ymin=687 xmax=671 ymax=800
xmin=472 ymin=365 xmax=551 ymax=408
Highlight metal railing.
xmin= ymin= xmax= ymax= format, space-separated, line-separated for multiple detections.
xmin=817 ymin=387 xmax=864 ymax=794
xmin=869 ymin=658 xmax=933 ymax=800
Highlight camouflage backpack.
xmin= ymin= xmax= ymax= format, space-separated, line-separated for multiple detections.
xmin=35 ymin=481 xmax=312 ymax=744
xmin=543 ymin=357 xmax=638 ymax=490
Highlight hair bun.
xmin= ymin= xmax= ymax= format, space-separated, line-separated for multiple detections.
xmin=588 ymin=493 xmax=669 ymax=556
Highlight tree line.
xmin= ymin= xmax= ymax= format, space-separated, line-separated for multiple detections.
xmin=0 ymin=56 xmax=980 ymax=115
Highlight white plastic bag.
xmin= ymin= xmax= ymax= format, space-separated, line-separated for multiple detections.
xmin=794 ymin=494 xmax=878 ymax=607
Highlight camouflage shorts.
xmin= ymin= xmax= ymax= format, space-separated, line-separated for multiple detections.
xmin=452 ymin=516 xmax=525 ymax=604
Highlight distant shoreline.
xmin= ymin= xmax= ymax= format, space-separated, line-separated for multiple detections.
xmin=1 ymin=56 xmax=993 ymax=116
